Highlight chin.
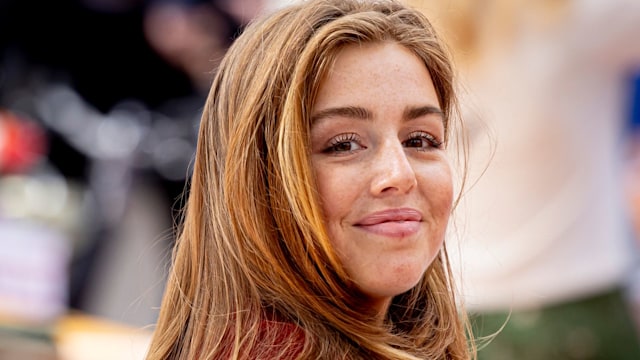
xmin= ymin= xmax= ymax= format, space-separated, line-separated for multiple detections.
xmin=366 ymin=277 xmax=424 ymax=302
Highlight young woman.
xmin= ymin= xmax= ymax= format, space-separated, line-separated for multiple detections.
xmin=145 ymin=0 xmax=475 ymax=359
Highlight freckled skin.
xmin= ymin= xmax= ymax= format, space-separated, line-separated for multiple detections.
xmin=310 ymin=42 xmax=454 ymax=314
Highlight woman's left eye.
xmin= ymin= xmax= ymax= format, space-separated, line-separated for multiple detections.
xmin=403 ymin=131 xmax=443 ymax=150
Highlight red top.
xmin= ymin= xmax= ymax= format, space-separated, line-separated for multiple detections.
xmin=217 ymin=320 xmax=305 ymax=359
xmin=251 ymin=320 xmax=305 ymax=359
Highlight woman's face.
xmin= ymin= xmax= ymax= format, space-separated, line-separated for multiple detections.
xmin=310 ymin=41 xmax=453 ymax=314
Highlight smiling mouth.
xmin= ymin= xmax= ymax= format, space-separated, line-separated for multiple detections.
xmin=355 ymin=208 xmax=422 ymax=238
xmin=356 ymin=221 xmax=421 ymax=238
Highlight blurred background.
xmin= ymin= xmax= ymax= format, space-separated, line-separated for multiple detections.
xmin=0 ymin=0 xmax=639 ymax=359
xmin=0 ymin=0 xmax=277 ymax=358
xmin=412 ymin=0 xmax=640 ymax=359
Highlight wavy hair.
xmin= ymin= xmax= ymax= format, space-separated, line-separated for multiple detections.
xmin=145 ymin=0 xmax=474 ymax=359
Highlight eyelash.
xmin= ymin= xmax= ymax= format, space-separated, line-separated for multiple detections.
xmin=323 ymin=132 xmax=363 ymax=154
xmin=404 ymin=131 xmax=443 ymax=150
xmin=322 ymin=131 xmax=443 ymax=155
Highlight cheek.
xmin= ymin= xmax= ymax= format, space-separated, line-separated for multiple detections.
xmin=314 ymin=166 xmax=355 ymax=223
xmin=422 ymin=164 xmax=454 ymax=220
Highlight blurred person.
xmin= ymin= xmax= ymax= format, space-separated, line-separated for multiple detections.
xmin=0 ymin=109 xmax=76 ymax=359
xmin=143 ymin=0 xmax=268 ymax=94
xmin=415 ymin=0 xmax=640 ymax=359
xmin=625 ymin=69 xmax=640 ymax=332
xmin=145 ymin=0 xmax=477 ymax=359
xmin=626 ymin=71 xmax=640 ymax=241
xmin=0 ymin=0 xmax=259 ymax=327
xmin=0 ymin=0 xmax=196 ymax=312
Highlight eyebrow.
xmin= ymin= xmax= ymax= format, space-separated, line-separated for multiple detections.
xmin=403 ymin=105 xmax=444 ymax=120
xmin=311 ymin=106 xmax=372 ymax=123
xmin=311 ymin=105 xmax=444 ymax=123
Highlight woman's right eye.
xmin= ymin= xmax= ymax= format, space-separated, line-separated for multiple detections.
xmin=323 ymin=133 xmax=365 ymax=154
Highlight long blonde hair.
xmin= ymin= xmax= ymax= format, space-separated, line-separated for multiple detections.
xmin=145 ymin=0 xmax=474 ymax=359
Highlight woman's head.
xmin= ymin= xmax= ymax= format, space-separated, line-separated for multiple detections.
xmin=310 ymin=40 xmax=454 ymax=315
xmin=148 ymin=0 xmax=470 ymax=359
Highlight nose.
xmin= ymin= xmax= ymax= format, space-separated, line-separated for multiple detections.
xmin=370 ymin=141 xmax=417 ymax=196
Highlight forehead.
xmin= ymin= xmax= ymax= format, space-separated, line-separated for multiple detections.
xmin=313 ymin=41 xmax=439 ymax=112
xmin=327 ymin=41 xmax=426 ymax=77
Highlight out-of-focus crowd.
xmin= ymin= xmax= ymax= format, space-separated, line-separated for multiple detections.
xmin=413 ymin=1 xmax=640 ymax=358
xmin=0 ymin=0 xmax=272 ymax=358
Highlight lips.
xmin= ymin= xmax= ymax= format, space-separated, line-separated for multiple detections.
xmin=355 ymin=208 xmax=422 ymax=238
